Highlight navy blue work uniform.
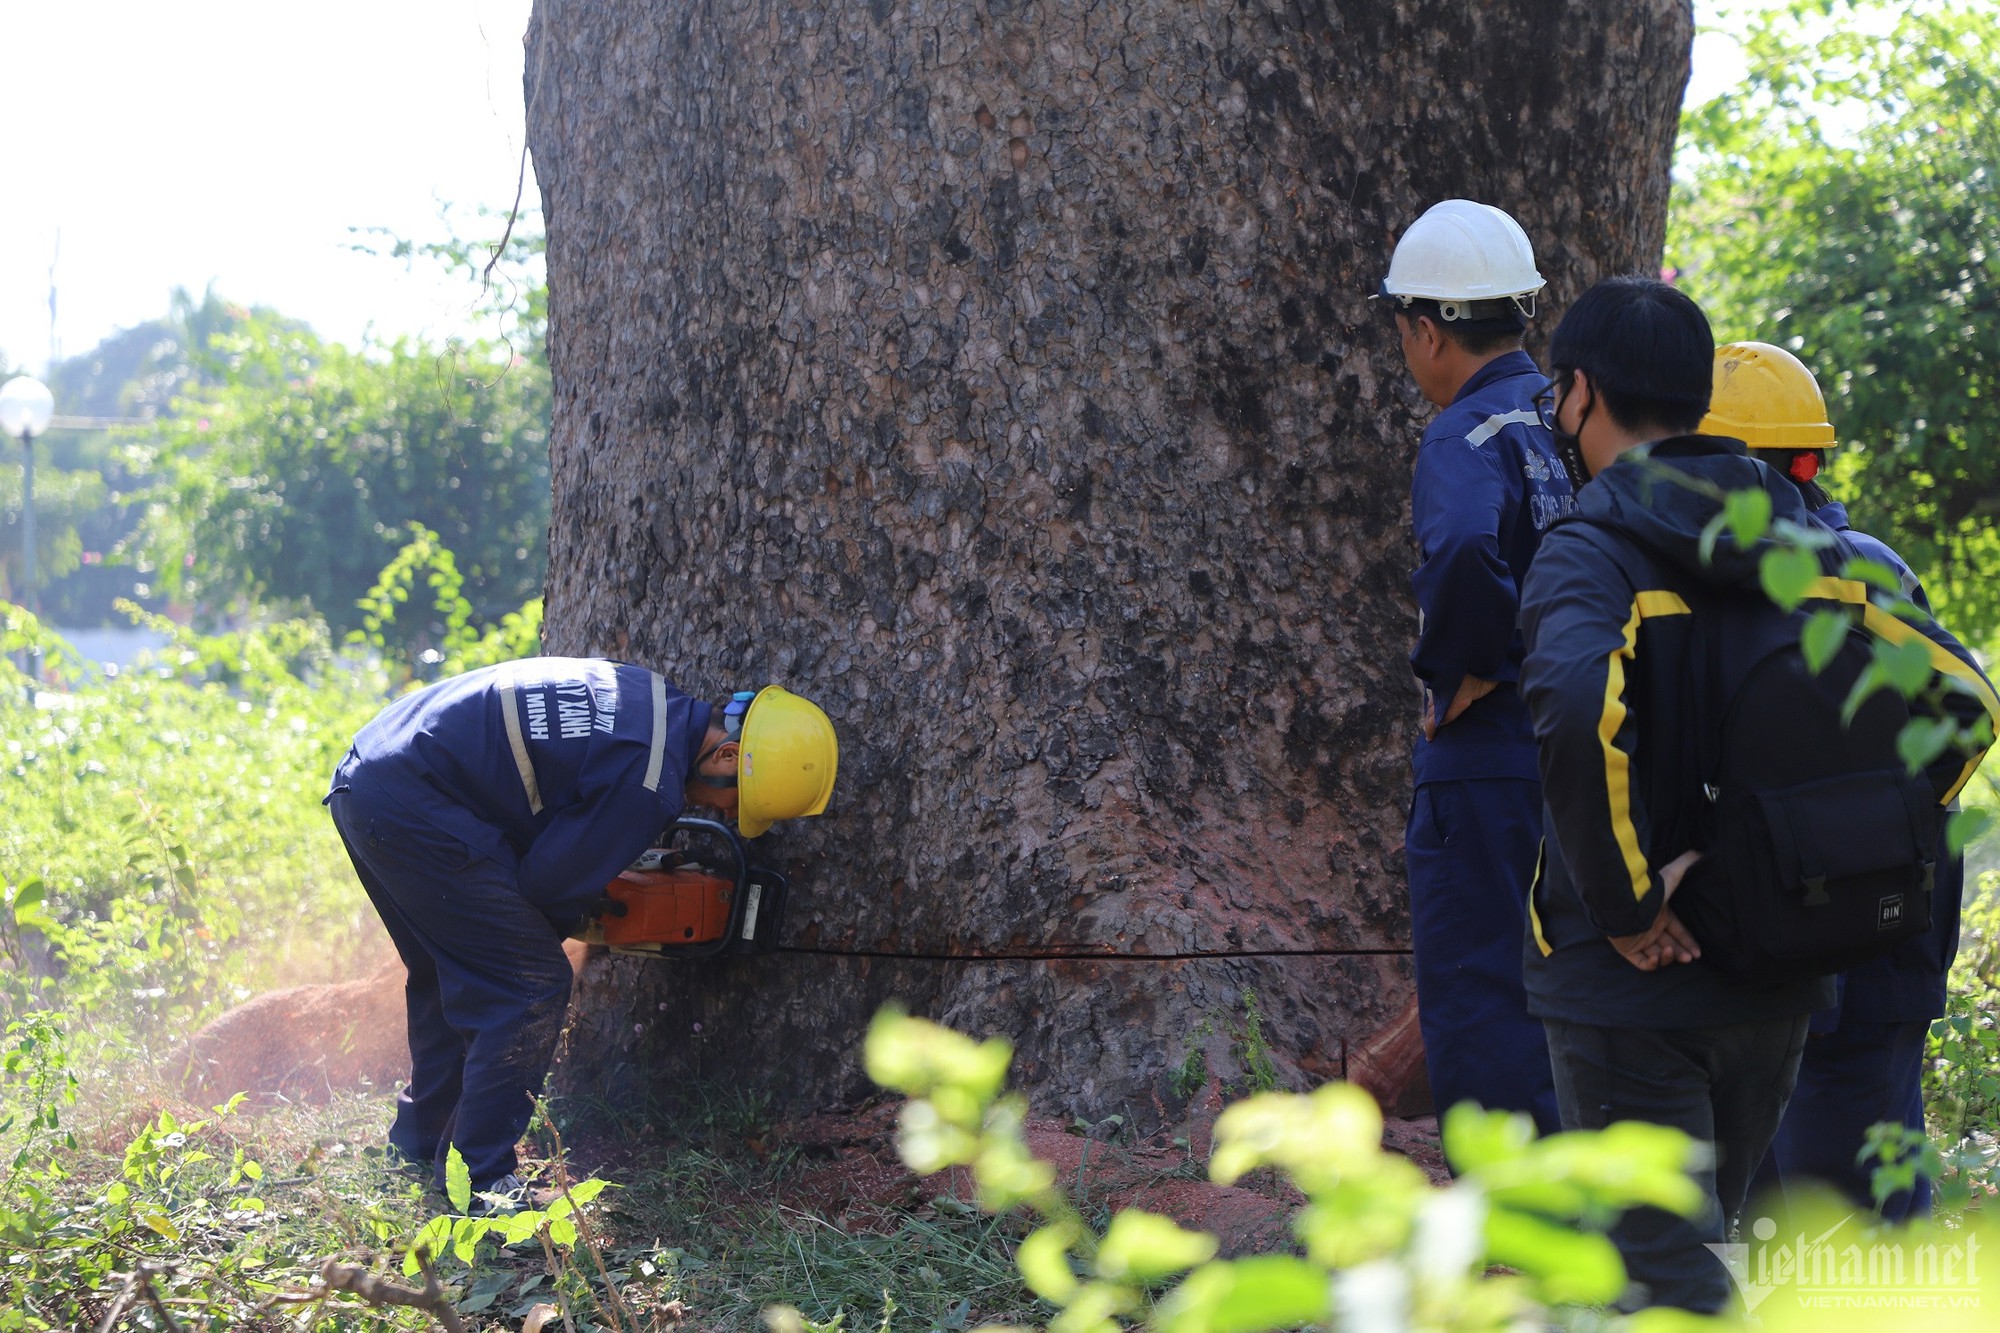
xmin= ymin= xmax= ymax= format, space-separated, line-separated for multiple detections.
xmin=1404 ymin=348 xmax=1574 ymax=1137
xmin=1751 ymin=501 xmax=1967 ymax=1220
xmin=325 ymin=658 xmax=710 ymax=1190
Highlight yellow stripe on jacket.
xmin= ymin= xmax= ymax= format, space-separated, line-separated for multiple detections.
xmin=1599 ymin=590 xmax=1693 ymax=903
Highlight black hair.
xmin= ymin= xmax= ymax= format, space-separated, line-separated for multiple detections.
xmin=1548 ymin=275 xmax=1713 ymax=434
xmin=1390 ymin=297 xmax=1527 ymax=357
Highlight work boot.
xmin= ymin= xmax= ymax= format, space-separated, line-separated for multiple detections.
xmin=469 ymin=1173 xmax=530 ymax=1217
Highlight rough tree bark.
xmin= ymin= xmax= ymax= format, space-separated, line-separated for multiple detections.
xmin=524 ymin=0 xmax=1692 ymax=1127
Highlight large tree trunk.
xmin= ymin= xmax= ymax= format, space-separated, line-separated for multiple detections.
xmin=524 ymin=0 xmax=1691 ymax=1128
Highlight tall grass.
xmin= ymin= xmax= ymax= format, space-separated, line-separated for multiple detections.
xmin=1 ymin=608 xmax=384 ymax=1058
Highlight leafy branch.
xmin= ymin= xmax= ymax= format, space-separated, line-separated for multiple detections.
xmin=863 ymin=1006 xmax=1710 ymax=1332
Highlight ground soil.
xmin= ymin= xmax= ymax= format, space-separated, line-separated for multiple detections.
xmin=571 ymin=1100 xmax=1448 ymax=1259
xmin=183 ymin=953 xmax=1446 ymax=1255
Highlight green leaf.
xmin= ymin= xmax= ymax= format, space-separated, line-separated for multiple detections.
xmin=405 ymin=1216 xmax=455 ymax=1276
xmin=1800 ymin=609 xmax=1853 ymax=674
xmin=452 ymin=1216 xmax=491 ymax=1264
xmin=1017 ymin=1223 xmax=1081 ymax=1302
xmin=1294 ymin=1180 xmax=1424 ymax=1270
xmin=972 ymin=1127 xmax=1057 ymax=1212
xmin=1095 ymin=1209 xmax=1218 ymax=1284
xmin=1440 ymin=1103 xmax=1535 ymax=1173
xmin=10 ymin=880 xmax=44 ymax=922
xmin=501 ymin=1211 xmax=543 ymax=1245
xmin=1724 ymin=487 xmax=1772 ymax=551
xmin=1948 ymin=807 xmax=1993 ymax=856
xmin=864 ymin=1006 xmax=1013 ymax=1112
xmin=1840 ymin=663 xmax=1893 ymax=726
xmin=1840 ymin=556 xmax=1904 ymax=595
xmin=1696 ymin=511 xmax=1728 ymax=568
xmin=1876 ymin=637 xmax=1937 ymax=698
xmin=1483 ymin=1205 xmax=1626 ymax=1305
xmin=548 ymin=1216 xmax=577 ymax=1247
xmin=445 ymin=1145 xmax=471 ymax=1213
xmin=1210 ymin=1083 xmax=1383 ymax=1188
xmin=1050 ymin=1280 xmax=1135 ymax=1333
xmin=1152 ymin=1256 xmax=1331 ymax=1333
xmin=1895 ymin=717 xmax=1958 ymax=775
xmin=458 ymin=1271 xmax=514 ymax=1314
xmin=1758 ymin=543 xmax=1822 ymax=611
xmin=139 ymin=1211 xmax=181 ymax=1242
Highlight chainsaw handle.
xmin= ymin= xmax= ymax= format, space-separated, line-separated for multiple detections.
xmin=643 ymin=815 xmax=751 ymax=960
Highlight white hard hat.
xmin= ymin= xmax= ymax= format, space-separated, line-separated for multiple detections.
xmin=1378 ymin=200 xmax=1545 ymax=321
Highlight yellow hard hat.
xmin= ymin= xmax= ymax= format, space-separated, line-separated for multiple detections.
xmin=1698 ymin=341 xmax=1838 ymax=451
xmin=736 ymin=685 xmax=838 ymax=838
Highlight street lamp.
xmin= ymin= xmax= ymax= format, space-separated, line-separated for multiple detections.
xmin=0 ymin=375 xmax=55 ymax=618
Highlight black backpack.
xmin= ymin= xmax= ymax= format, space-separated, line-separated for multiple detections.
xmin=1665 ymin=572 xmax=1942 ymax=984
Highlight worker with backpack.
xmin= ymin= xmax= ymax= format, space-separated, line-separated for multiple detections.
xmin=1703 ymin=341 xmax=1980 ymax=1220
xmin=1517 ymin=279 xmax=1996 ymax=1311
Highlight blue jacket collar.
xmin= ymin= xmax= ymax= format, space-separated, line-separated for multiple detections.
xmin=1816 ymin=499 xmax=1852 ymax=531
xmin=1452 ymin=348 xmax=1544 ymax=405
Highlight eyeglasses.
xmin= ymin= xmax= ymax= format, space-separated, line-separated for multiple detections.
xmin=1533 ymin=373 xmax=1571 ymax=432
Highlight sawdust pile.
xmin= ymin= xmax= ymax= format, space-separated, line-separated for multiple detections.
xmin=183 ymin=940 xmax=592 ymax=1105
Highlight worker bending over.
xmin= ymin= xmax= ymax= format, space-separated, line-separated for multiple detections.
xmin=326 ymin=660 xmax=836 ymax=1210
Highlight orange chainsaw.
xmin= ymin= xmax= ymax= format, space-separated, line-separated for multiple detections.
xmin=575 ymin=816 xmax=788 ymax=959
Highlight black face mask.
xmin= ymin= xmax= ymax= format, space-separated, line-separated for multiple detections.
xmin=1553 ymin=418 xmax=1591 ymax=490
xmin=1545 ymin=375 xmax=1593 ymax=490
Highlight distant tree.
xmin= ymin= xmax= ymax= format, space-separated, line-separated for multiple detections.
xmin=29 ymin=289 xmax=288 ymax=625
xmin=48 ymin=287 xmax=272 ymax=427
xmin=25 ymin=218 xmax=551 ymax=632
xmin=136 ymin=317 xmax=550 ymax=634
xmin=0 ymin=465 xmax=106 ymax=610
xmin=1673 ymin=0 xmax=2000 ymax=641
xmin=349 ymin=206 xmax=548 ymax=372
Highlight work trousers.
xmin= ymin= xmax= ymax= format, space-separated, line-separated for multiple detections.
xmin=327 ymin=780 xmax=574 ymax=1192
xmin=1406 ymin=777 xmax=1561 ymax=1136
xmin=1544 ymin=1015 xmax=1809 ymax=1314
xmin=1751 ymin=1019 xmax=1931 ymax=1221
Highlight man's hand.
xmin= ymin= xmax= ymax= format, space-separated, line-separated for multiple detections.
xmin=1422 ymin=675 xmax=1499 ymax=741
xmin=1607 ymin=849 xmax=1704 ymax=972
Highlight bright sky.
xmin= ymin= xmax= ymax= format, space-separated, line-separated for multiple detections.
xmin=0 ymin=0 xmax=537 ymax=376
xmin=0 ymin=0 xmax=1746 ymax=381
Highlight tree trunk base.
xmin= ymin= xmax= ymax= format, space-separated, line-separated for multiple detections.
xmin=553 ymin=948 xmax=1423 ymax=1133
